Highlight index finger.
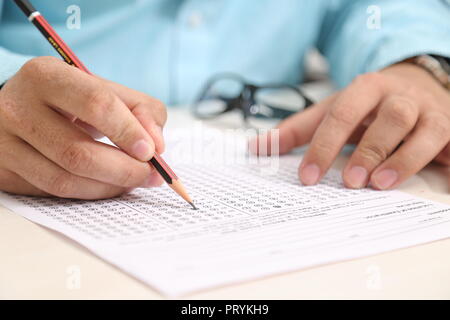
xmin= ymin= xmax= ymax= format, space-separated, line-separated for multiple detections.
xmin=102 ymin=79 xmax=167 ymax=153
xmin=24 ymin=58 xmax=155 ymax=162
xmin=0 ymin=99 xmax=154 ymax=188
xmin=299 ymin=73 xmax=385 ymax=185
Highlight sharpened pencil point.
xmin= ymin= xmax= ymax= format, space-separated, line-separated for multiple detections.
xmin=189 ymin=202 xmax=198 ymax=210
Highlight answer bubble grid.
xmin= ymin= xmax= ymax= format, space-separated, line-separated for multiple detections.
xmin=7 ymin=158 xmax=371 ymax=241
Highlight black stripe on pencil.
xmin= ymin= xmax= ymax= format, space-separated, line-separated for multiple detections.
xmin=13 ymin=0 xmax=197 ymax=210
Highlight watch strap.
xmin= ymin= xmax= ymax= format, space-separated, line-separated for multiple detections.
xmin=408 ymin=54 xmax=450 ymax=90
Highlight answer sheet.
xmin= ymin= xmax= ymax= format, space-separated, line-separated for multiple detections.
xmin=1 ymin=141 xmax=450 ymax=296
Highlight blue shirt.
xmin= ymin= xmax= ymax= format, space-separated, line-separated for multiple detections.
xmin=0 ymin=0 xmax=449 ymax=105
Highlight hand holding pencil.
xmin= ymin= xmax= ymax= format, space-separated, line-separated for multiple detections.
xmin=0 ymin=0 xmax=195 ymax=208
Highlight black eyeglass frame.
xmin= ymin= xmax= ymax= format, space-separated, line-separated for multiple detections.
xmin=192 ymin=73 xmax=314 ymax=122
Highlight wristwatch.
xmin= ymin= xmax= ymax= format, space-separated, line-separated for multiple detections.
xmin=407 ymin=54 xmax=450 ymax=91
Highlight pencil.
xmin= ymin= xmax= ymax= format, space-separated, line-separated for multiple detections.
xmin=13 ymin=0 xmax=197 ymax=210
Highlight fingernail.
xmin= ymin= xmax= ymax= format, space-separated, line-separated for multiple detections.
xmin=300 ymin=163 xmax=320 ymax=185
xmin=372 ymin=169 xmax=398 ymax=190
xmin=346 ymin=166 xmax=368 ymax=188
xmin=132 ymin=139 xmax=153 ymax=161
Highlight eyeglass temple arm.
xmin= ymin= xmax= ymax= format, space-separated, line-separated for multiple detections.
xmin=255 ymin=84 xmax=315 ymax=108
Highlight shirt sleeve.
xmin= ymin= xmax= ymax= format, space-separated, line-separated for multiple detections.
xmin=317 ymin=0 xmax=450 ymax=88
xmin=0 ymin=1 xmax=33 ymax=85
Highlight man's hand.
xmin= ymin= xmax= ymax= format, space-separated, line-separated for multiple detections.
xmin=0 ymin=56 xmax=167 ymax=199
xmin=255 ymin=62 xmax=450 ymax=190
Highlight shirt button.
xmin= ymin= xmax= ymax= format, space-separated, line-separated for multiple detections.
xmin=187 ymin=11 xmax=203 ymax=28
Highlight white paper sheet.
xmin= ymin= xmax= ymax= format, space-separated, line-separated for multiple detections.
xmin=1 ymin=147 xmax=449 ymax=296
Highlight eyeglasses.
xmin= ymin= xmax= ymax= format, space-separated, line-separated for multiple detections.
xmin=192 ymin=73 xmax=314 ymax=128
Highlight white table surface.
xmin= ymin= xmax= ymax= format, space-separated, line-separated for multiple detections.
xmin=1 ymin=88 xmax=449 ymax=300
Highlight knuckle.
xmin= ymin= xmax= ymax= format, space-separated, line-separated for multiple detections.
xmin=85 ymin=86 xmax=115 ymax=118
xmin=384 ymin=97 xmax=417 ymax=129
xmin=402 ymin=85 xmax=420 ymax=100
xmin=110 ymin=122 xmax=132 ymax=143
xmin=48 ymin=172 xmax=74 ymax=198
xmin=422 ymin=114 xmax=450 ymax=140
xmin=328 ymin=104 xmax=356 ymax=127
xmin=358 ymin=143 xmax=389 ymax=163
xmin=152 ymin=99 xmax=167 ymax=124
xmin=20 ymin=58 xmax=43 ymax=76
xmin=61 ymin=143 xmax=93 ymax=173
xmin=311 ymin=139 xmax=334 ymax=156
xmin=20 ymin=56 xmax=60 ymax=80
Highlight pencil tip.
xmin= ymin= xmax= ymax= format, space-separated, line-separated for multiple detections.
xmin=189 ymin=202 xmax=198 ymax=210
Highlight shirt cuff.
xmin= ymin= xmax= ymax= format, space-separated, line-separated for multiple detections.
xmin=364 ymin=34 xmax=450 ymax=75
